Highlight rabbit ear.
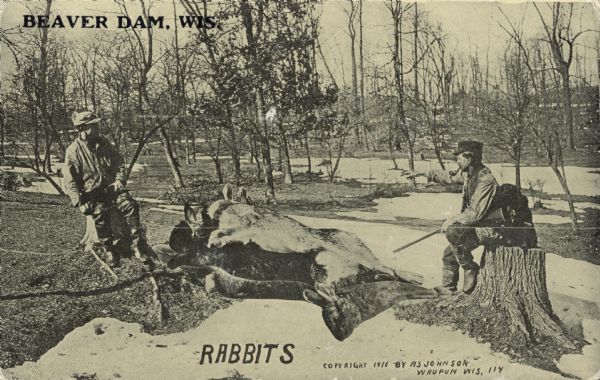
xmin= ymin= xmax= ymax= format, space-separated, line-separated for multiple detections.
xmin=303 ymin=289 xmax=331 ymax=307
xmin=303 ymin=283 xmax=336 ymax=307
xmin=184 ymin=202 xmax=198 ymax=224
xmin=222 ymin=184 xmax=233 ymax=201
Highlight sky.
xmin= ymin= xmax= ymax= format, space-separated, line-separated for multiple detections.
xmin=1 ymin=0 xmax=599 ymax=87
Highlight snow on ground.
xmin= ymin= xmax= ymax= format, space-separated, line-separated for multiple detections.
xmin=0 ymin=165 xmax=37 ymax=174
xmin=7 ymin=305 xmax=566 ymax=380
xmin=5 ymin=156 xmax=599 ymax=198
xmin=532 ymin=215 xmax=576 ymax=224
xmin=1 ymin=162 xmax=147 ymax=195
xmin=146 ymin=138 xmax=206 ymax=145
xmin=340 ymin=193 xmax=462 ymax=221
xmin=557 ymin=319 xmax=600 ymax=379
xmin=290 ymin=157 xmax=600 ymax=196
xmin=536 ymin=198 xmax=600 ymax=213
xmin=337 ymin=194 xmax=579 ymax=225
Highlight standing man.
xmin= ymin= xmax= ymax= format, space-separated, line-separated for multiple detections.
xmin=403 ymin=140 xmax=498 ymax=295
xmin=63 ymin=111 xmax=155 ymax=268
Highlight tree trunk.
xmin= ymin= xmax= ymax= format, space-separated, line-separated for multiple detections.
xmin=305 ymin=134 xmax=312 ymax=180
xmin=35 ymin=166 xmax=65 ymax=195
xmin=359 ymin=0 xmax=365 ymax=117
xmin=43 ymin=131 xmax=53 ymax=174
xmin=277 ymin=145 xmax=283 ymax=172
xmin=33 ymin=122 xmax=41 ymax=172
xmin=261 ymin=139 xmax=277 ymax=203
xmin=227 ymin=124 xmax=241 ymax=186
xmin=172 ymin=133 xmax=179 ymax=158
xmin=413 ymin=3 xmax=419 ymax=102
xmin=0 ymin=109 xmax=5 ymax=165
xmin=515 ymin=148 xmax=521 ymax=191
xmin=388 ymin=122 xmax=398 ymax=170
xmin=190 ymin=131 xmax=196 ymax=162
xmin=159 ymin=127 xmax=184 ymax=188
xmin=404 ymin=123 xmax=417 ymax=187
xmin=185 ymin=133 xmax=191 ymax=165
xmin=551 ymin=165 xmax=579 ymax=234
xmin=125 ymin=138 xmax=148 ymax=182
xmin=250 ymin=135 xmax=263 ymax=182
xmin=359 ymin=0 xmax=367 ymax=151
xmin=561 ymin=69 xmax=575 ymax=150
xmin=348 ymin=2 xmax=360 ymax=148
xmin=328 ymin=135 xmax=347 ymax=183
xmin=278 ymin=123 xmax=293 ymax=184
xmin=434 ymin=145 xmax=445 ymax=170
xmin=213 ymin=157 xmax=223 ymax=184
xmin=447 ymin=246 xmax=575 ymax=349
xmin=254 ymin=93 xmax=276 ymax=203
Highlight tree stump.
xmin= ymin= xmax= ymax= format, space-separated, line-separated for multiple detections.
xmin=80 ymin=210 xmax=131 ymax=254
xmin=447 ymin=245 xmax=575 ymax=349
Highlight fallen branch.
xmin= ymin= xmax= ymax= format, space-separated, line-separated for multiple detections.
xmin=147 ymin=275 xmax=167 ymax=322
xmin=0 ymin=270 xmax=184 ymax=301
xmin=86 ymin=247 xmax=119 ymax=283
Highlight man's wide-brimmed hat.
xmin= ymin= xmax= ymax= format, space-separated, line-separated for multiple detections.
xmin=453 ymin=140 xmax=483 ymax=156
xmin=72 ymin=111 xmax=102 ymax=127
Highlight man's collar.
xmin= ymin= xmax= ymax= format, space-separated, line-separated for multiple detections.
xmin=467 ymin=163 xmax=484 ymax=177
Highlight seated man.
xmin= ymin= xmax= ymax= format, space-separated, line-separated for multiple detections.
xmin=63 ymin=111 xmax=155 ymax=267
xmin=403 ymin=141 xmax=498 ymax=295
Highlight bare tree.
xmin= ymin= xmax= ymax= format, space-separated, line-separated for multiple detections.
xmin=358 ymin=0 xmax=369 ymax=150
xmin=386 ymin=0 xmax=418 ymax=185
xmin=533 ymin=3 xmax=591 ymax=150
xmin=413 ymin=21 xmax=453 ymax=170
xmin=499 ymin=7 xmax=580 ymax=233
xmin=342 ymin=0 xmax=362 ymax=147
xmin=476 ymin=41 xmax=534 ymax=190
xmin=180 ymin=0 xmax=244 ymax=186
xmin=114 ymin=0 xmax=182 ymax=186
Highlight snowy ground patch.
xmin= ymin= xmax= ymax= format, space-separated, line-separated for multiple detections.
xmin=291 ymin=157 xmax=600 ymax=196
xmin=338 ymin=193 xmax=461 ymax=221
xmin=338 ymin=194 xmax=584 ymax=225
xmin=7 ymin=305 xmax=566 ymax=380
xmin=557 ymin=319 xmax=600 ymax=379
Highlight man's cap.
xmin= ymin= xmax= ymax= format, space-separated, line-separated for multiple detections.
xmin=453 ymin=140 xmax=483 ymax=156
xmin=72 ymin=111 xmax=102 ymax=127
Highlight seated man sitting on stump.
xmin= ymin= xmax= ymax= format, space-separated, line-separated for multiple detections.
xmin=402 ymin=140 xmax=499 ymax=295
xmin=63 ymin=111 xmax=155 ymax=268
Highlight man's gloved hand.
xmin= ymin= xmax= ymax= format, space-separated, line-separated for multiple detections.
xmin=398 ymin=169 xmax=426 ymax=180
xmin=112 ymin=179 xmax=125 ymax=192
xmin=441 ymin=216 xmax=458 ymax=233
xmin=79 ymin=202 xmax=93 ymax=216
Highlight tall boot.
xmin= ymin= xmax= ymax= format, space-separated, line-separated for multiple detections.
xmin=462 ymin=264 xmax=480 ymax=294
xmin=436 ymin=246 xmax=459 ymax=295
xmin=450 ymin=243 xmax=479 ymax=294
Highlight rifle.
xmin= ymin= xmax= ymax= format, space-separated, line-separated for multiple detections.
xmin=392 ymin=228 xmax=441 ymax=254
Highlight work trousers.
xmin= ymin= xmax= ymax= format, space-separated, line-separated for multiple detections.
xmin=88 ymin=190 xmax=142 ymax=250
xmin=441 ymin=222 xmax=481 ymax=290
